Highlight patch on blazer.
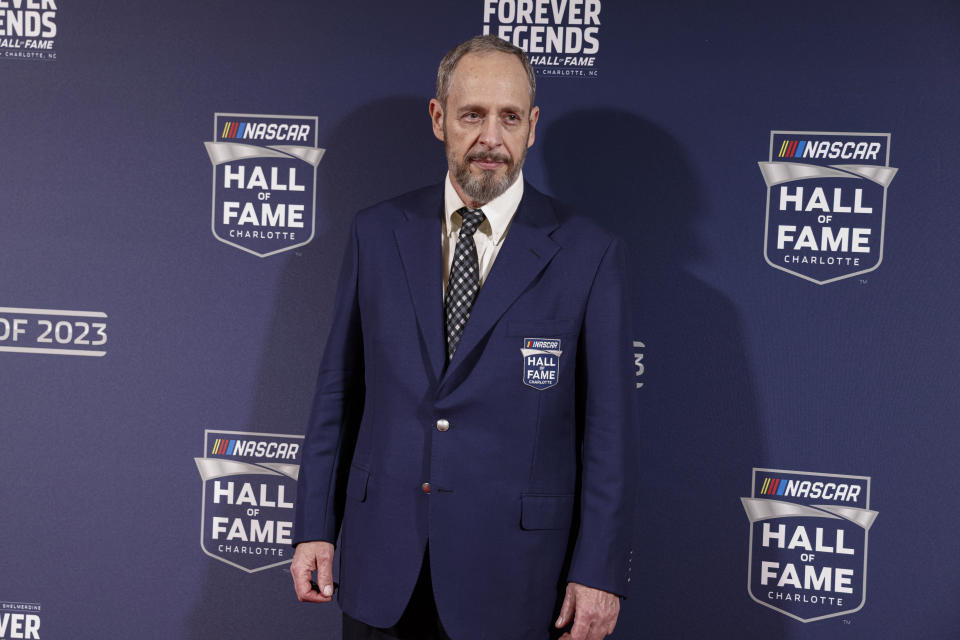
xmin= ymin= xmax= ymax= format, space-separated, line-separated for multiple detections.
xmin=521 ymin=338 xmax=562 ymax=390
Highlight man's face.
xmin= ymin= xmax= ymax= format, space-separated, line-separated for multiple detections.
xmin=430 ymin=51 xmax=539 ymax=206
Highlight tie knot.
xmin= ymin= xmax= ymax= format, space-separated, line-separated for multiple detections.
xmin=457 ymin=207 xmax=486 ymax=237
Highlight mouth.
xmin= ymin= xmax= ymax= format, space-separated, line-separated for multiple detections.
xmin=469 ymin=155 xmax=509 ymax=171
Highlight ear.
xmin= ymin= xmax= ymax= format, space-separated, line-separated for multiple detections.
xmin=429 ymin=99 xmax=445 ymax=142
xmin=526 ymin=105 xmax=540 ymax=149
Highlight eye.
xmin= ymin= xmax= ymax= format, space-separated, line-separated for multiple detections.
xmin=462 ymin=112 xmax=481 ymax=122
xmin=504 ymin=113 xmax=521 ymax=124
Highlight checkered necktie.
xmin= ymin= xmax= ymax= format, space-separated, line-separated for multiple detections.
xmin=444 ymin=207 xmax=486 ymax=360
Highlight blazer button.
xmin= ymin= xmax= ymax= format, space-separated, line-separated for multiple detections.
xmin=436 ymin=419 xmax=450 ymax=432
xmin=421 ymin=482 xmax=431 ymax=494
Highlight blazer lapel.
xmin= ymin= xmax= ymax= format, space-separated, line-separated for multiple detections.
xmin=440 ymin=184 xmax=560 ymax=391
xmin=393 ymin=184 xmax=446 ymax=384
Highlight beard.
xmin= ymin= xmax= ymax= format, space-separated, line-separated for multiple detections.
xmin=446 ymin=130 xmax=527 ymax=205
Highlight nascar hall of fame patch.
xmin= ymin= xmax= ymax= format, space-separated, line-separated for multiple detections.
xmin=204 ymin=113 xmax=325 ymax=258
xmin=194 ymin=429 xmax=303 ymax=573
xmin=0 ymin=0 xmax=57 ymax=61
xmin=741 ymin=468 xmax=879 ymax=622
xmin=0 ymin=600 xmax=41 ymax=639
xmin=482 ymin=0 xmax=601 ymax=78
xmin=759 ymin=131 xmax=897 ymax=284
xmin=521 ymin=337 xmax=561 ymax=389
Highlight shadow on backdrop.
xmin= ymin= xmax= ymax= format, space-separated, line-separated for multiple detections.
xmin=185 ymin=96 xmax=445 ymax=640
xmin=544 ymin=110 xmax=782 ymax=638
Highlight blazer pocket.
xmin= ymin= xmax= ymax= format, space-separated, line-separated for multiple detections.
xmin=520 ymin=494 xmax=575 ymax=530
xmin=345 ymin=466 xmax=370 ymax=502
xmin=507 ymin=319 xmax=579 ymax=337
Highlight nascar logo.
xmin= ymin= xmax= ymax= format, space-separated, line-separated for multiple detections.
xmin=759 ymin=130 xmax=898 ymax=284
xmin=194 ymin=429 xmax=303 ymax=573
xmin=209 ymin=437 xmax=299 ymax=460
xmin=758 ymin=476 xmax=861 ymax=502
xmin=775 ymin=139 xmax=881 ymax=161
xmin=742 ymin=468 xmax=878 ymax=622
xmin=204 ymin=112 xmax=325 ymax=258
xmin=521 ymin=337 xmax=562 ymax=390
xmin=524 ymin=338 xmax=560 ymax=350
xmin=218 ymin=120 xmax=311 ymax=142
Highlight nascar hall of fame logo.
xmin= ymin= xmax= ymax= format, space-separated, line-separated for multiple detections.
xmin=521 ymin=337 xmax=561 ymax=389
xmin=0 ymin=600 xmax=41 ymax=639
xmin=759 ymin=131 xmax=898 ymax=284
xmin=0 ymin=0 xmax=57 ymax=61
xmin=482 ymin=0 xmax=601 ymax=78
xmin=203 ymin=113 xmax=325 ymax=258
xmin=194 ymin=429 xmax=303 ymax=572
xmin=741 ymin=468 xmax=879 ymax=622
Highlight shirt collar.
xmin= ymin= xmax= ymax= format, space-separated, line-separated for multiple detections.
xmin=443 ymin=170 xmax=524 ymax=246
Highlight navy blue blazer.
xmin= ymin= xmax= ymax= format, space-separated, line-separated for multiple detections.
xmin=294 ymin=181 xmax=634 ymax=640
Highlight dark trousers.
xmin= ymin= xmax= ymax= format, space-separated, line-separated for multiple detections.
xmin=342 ymin=543 xmax=452 ymax=640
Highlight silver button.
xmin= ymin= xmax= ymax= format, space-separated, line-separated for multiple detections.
xmin=421 ymin=482 xmax=431 ymax=494
xmin=436 ymin=419 xmax=450 ymax=432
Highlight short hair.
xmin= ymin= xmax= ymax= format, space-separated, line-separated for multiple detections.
xmin=435 ymin=35 xmax=536 ymax=111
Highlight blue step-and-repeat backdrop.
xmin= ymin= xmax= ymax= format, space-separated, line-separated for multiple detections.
xmin=2 ymin=1 xmax=958 ymax=638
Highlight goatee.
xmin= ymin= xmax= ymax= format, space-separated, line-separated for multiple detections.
xmin=447 ymin=142 xmax=526 ymax=205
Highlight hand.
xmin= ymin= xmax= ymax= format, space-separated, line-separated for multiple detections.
xmin=555 ymin=582 xmax=620 ymax=640
xmin=290 ymin=541 xmax=336 ymax=603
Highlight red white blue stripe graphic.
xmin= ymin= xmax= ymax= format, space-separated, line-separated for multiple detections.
xmin=760 ymin=476 xmax=788 ymax=496
xmin=220 ymin=121 xmax=249 ymax=139
xmin=210 ymin=438 xmax=239 ymax=455
xmin=777 ymin=139 xmax=810 ymax=158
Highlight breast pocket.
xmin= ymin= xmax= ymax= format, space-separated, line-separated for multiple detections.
xmin=506 ymin=319 xmax=579 ymax=337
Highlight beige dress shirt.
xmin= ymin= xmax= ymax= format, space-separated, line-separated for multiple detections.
xmin=441 ymin=170 xmax=525 ymax=297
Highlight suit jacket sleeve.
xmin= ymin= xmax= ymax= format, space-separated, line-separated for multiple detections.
xmin=565 ymin=236 xmax=635 ymax=597
xmin=293 ymin=213 xmax=365 ymax=546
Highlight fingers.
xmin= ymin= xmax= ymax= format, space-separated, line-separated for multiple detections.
xmin=568 ymin=614 xmax=592 ymax=640
xmin=589 ymin=619 xmax=611 ymax=640
xmin=290 ymin=542 xmax=334 ymax=604
xmin=557 ymin=584 xmax=593 ymax=640
xmin=569 ymin=615 xmax=606 ymax=640
xmin=291 ymin=559 xmax=327 ymax=603
xmin=315 ymin=550 xmax=335 ymax=598
xmin=557 ymin=583 xmax=620 ymax=640
xmin=555 ymin=584 xmax=576 ymax=628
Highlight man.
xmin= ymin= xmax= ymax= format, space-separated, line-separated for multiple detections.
xmin=291 ymin=35 xmax=634 ymax=640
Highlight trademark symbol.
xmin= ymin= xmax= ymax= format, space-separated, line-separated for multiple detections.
xmin=859 ymin=279 xmax=868 ymax=285
xmin=843 ymin=619 xmax=852 ymax=625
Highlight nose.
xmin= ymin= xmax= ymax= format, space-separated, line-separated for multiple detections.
xmin=478 ymin=116 xmax=503 ymax=149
